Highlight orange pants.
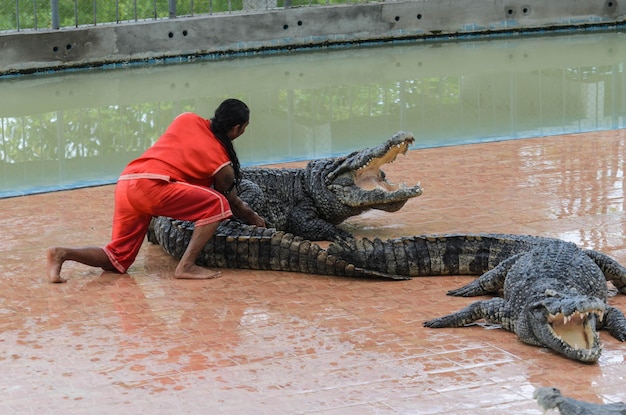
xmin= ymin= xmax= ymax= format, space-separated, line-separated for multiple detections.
xmin=103 ymin=175 xmax=232 ymax=273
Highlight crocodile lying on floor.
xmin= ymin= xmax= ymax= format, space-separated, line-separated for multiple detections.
xmin=148 ymin=130 xmax=421 ymax=280
xmin=149 ymin=224 xmax=626 ymax=362
xmin=234 ymin=130 xmax=422 ymax=241
xmin=534 ymin=387 xmax=626 ymax=414
xmin=328 ymin=233 xmax=626 ymax=362
xmin=388 ymin=234 xmax=626 ymax=363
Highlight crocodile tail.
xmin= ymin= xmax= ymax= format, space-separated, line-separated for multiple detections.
xmin=148 ymin=216 xmax=192 ymax=259
xmin=148 ymin=217 xmax=407 ymax=280
xmin=327 ymin=234 xmax=542 ymax=277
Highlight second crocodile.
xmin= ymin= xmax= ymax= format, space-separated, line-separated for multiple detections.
xmin=327 ymin=233 xmax=626 ymax=362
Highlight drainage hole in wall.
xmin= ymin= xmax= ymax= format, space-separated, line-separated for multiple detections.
xmin=283 ymin=24 xmax=289 ymax=29
xmin=297 ymin=20 xmax=302 ymax=26
xmin=182 ymin=30 xmax=188 ymax=36
xmin=66 ymin=44 xmax=72 ymax=50
xmin=506 ymin=7 xmax=515 ymax=16
xmin=607 ymin=1 xmax=615 ymax=7
xmin=417 ymin=13 xmax=422 ymax=19
xmin=394 ymin=16 xmax=400 ymax=21
xmin=53 ymin=46 xmax=59 ymax=52
xmin=168 ymin=31 xmax=174 ymax=38
xmin=522 ymin=6 xmax=530 ymax=14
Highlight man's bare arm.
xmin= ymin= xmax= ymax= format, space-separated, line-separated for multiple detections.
xmin=214 ymin=165 xmax=266 ymax=227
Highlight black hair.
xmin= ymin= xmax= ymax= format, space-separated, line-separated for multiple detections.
xmin=210 ymin=98 xmax=250 ymax=185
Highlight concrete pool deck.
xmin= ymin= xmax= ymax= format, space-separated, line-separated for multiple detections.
xmin=1 ymin=129 xmax=625 ymax=414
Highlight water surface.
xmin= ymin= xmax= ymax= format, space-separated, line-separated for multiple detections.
xmin=1 ymin=31 xmax=625 ymax=198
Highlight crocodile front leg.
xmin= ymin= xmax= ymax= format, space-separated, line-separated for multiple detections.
xmin=584 ymin=249 xmax=626 ymax=294
xmin=602 ymin=305 xmax=626 ymax=341
xmin=423 ymin=298 xmax=508 ymax=328
xmin=447 ymin=253 xmax=524 ymax=297
xmin=286 ymin=204 xmax=353 ymax=242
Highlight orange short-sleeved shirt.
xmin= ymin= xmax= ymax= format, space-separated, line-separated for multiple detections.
xmin=122 ymin=112 xmax=231 ymax=188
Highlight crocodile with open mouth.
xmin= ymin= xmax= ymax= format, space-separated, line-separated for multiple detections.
xmin=326 ymin=233 xmax=626 ymax=362
xmin=233 ymin=130 xmax=422 ymax=241
xmin=148 ymin=131 xmax=422 ymax=280
xmin=395 ymin=234 xmax=626 ymax=363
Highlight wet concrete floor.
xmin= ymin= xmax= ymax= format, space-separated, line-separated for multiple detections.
xmin=1 ymin=130 xmax=625 ymax=414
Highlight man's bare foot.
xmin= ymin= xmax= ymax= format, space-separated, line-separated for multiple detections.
xmin=174 ymin=263 xmax=222 ymax=280
xmin=46 ymin=247 xmax=67 ymax=283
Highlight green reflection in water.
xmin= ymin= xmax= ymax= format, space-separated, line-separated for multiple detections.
xmin=1 ymin=31 xmax=625 ymax=198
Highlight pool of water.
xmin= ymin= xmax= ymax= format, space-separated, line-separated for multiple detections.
xmin=1 ymin=31 xmax=625 ymax=198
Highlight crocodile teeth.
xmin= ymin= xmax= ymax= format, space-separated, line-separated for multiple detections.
xmin=546 ymin=308 xmax=604 ymax=352
xmin=548 ymin=309 xmax=602 ymax=324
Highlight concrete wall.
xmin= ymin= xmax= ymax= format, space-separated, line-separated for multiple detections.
xmin=1 ymin=0 xmax=625 ymax=75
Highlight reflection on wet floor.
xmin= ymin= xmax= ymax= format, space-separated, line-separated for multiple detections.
xmin=1 ymin=130 xmax=625 ymax=414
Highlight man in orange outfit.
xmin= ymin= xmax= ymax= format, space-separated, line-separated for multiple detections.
xmin=47 ymin=99 xmax=265 ymax=283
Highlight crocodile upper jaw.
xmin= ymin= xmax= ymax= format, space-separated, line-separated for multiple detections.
xmin=327 ymin=131 xmax=423 ymax=209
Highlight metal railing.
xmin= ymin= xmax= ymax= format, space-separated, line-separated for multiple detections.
xmin=1 ymin=0 xmax=368 ymax=32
